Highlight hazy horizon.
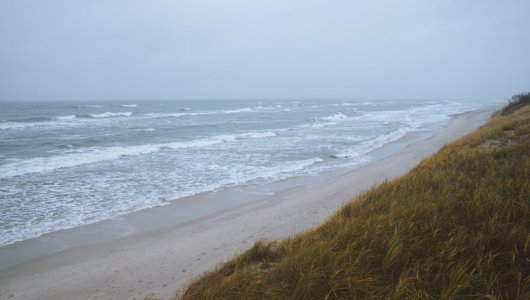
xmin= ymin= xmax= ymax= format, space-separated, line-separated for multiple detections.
xmin=1 ymin=1 xmax=529 ymax=102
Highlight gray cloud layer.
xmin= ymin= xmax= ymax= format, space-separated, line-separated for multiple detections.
xmin=0 ymin=0 xmax=528 ymax=101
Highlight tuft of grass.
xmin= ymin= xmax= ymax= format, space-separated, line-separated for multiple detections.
xmin=179 ymin=98 xmax=530 ymax=300
xmin=501 ymin=92 xmax=530 ymax=116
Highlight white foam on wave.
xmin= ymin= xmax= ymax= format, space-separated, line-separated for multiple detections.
xmin=299 ymin=112 xmax=353 ymax=129
xmin=259 ymin=157 xmax=323 ymax=178
xmin=1 ymin=112 xmax=125 ymax=131
xmin=256 ymin=105 xmax=276 ymax=110
xmin=303 ymin=103 xmax=462 ymax=133
xmin=0 ymin=153 xmax=322 ymax=247
xmin=121 ymin=104 xmax=137 ymax=107
xmin=332 ymin=104 xmax=462 ymax=159
xmin=321 ymin=112 xmax=349 ymax=122
xmin=89 ymin=112 xmax=133 ymax=118
xmin=2 ymin=110 xmax=138 ymax=131
xmin=302 ymin=121 xmax=334 ymax=129
xmin=146 ymin=112 xmax=189 ymax=118
xmin=355 ymin=103 xmax=460 ymax=129
xmin=237 ymin=131 xmax=276 ymax=139
xmin=144 ymin=107 xmax=254 ymax=119
xmin=56 ymin=115 xmax=77 ymax=121
xmin=360 ymin=101 xmax=376 ymax=106
xmin=214 ymin=157 xmax=325 ymax=188
xmin=0 ymin=131 xmax=278 ymax=179
xmin=336 ymin=126 xmax=412 ymax=159
xmin=222 ymin=107 xmax=253 ymax=113
xmin=76 ymin=105 xmax=104 ymax=108
xmin=0 ymin=122 xmax=39 ymax=130
xmin=199 ymin=157 xmax=324 ymax=195
xmin=0 ymin=183 xmax=166 ymax=247
xmin=306 ymin=134 xmax=367 ymax=142
xmin=144 ymin=111 xmax=212 ymax=118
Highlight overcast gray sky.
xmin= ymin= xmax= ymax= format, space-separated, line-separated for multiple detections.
xmin=0 ymin=0 xmax=528 ymax=101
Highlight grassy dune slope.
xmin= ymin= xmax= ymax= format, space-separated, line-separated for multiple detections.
xmin=179 ymin=97 xmax=530 ymax=299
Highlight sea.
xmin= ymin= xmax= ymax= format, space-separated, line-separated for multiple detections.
xmin=0 ymin=99 xmax=495 ymax=247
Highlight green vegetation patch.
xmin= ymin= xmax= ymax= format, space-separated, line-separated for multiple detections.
xmin=180 ymin=97 xmax=530 ymax=300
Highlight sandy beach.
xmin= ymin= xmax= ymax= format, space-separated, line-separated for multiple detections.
xmin=0 ymin=106 xmax=498 ymax=300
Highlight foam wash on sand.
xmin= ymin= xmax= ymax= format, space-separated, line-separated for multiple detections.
xmin=0 ymin=99 xmax=486 ymax=246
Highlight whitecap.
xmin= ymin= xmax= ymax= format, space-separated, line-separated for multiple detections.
xmin=235 ymin=131 xmax=276 ymax=139
xmin=56 ymin=115 xmax=77 ymax=121
xmin=144 ymin=108 xmax=253 ymax=118
xmin=0 ymin=122 xmax=39 ymax=130
xmin=321 ymin=112 xmax=349 ymax=122
xmin=0 ymin=130 xmax=278 ymax=178
xmin=222 ymin=107 xmax=253 ymax=114
xmin=144 ymin=112 xmax=210 ymax=118
xmin=256 ymin=106 xmax=275 ymax=110
xmin=248 ymin=157 xmax=324 ymax=180
xmin=89 ymin=112 xmax=133 ymax=118
xmin=77 ymin=105 xmax=104 ymax=108
xmin=336 ymin=127 xmax=412 ymax=159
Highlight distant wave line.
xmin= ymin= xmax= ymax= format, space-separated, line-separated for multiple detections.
xmin=0 ymin=131 xmax=278 ymax=178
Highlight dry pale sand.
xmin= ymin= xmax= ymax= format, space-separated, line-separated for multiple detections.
xmin=0 ymin=106 xmax=497 ymax=300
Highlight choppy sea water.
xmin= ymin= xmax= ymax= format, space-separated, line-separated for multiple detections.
xmin=0 ymin=99 xmax=490 ymax=246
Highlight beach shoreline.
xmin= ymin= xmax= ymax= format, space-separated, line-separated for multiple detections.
xmin=0 ymin=104 xmax=461 ymax=270
xmin=0 ymin=105 xmax=499 ymax=300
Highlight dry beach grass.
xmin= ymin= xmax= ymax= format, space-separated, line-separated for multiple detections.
xmin=179 ymin=96 xmax=530 ymax=299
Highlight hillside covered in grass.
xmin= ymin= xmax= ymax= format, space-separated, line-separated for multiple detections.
xmin=179 ymin=96 xmax=530 ymax=299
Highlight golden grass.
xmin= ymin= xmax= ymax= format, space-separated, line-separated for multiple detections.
xmin=179 ymin=99 xmax=530 ymax=300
